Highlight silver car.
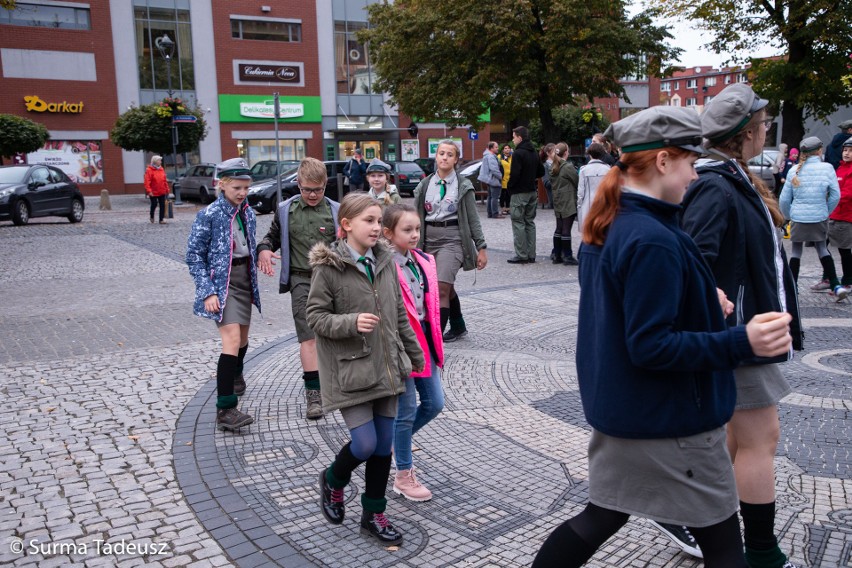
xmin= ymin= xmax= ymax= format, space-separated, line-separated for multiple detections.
xmin=176 ymin=163 xmax=218 ymax=204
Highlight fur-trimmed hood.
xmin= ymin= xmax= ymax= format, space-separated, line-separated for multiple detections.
xmin=308 ymin=238 xmax=395 ymax=274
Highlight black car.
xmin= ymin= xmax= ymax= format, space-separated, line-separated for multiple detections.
xmin=247 ymin=161 xmax=349 ymax=214
xmin=0 ymin=164 xmax=85 ymax=225
xmin=414 ymin=157 xmax=435 ymax=176
xmin=249 ymin=160 xmax=300 ymax=182
xmin=387 ymin=161 xmax=426 ymax=196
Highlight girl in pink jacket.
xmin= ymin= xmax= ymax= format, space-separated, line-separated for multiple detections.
xmin=382 ymin=203 xmax=445 ymax=502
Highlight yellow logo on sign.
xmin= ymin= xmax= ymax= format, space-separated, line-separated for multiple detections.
xmin=24 ymin=95 xmax=84 ymax=113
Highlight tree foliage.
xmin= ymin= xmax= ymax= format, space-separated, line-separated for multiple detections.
xmin=649 ymin=0 xmax=852 ymax=145
xmin=529 ymin=106 xmax=611 ymax=146
xmin=0 ymin=114 xmax=50 ymax=158
xmin=360 ymin=0 xmax=680 ymax=142
xmin=110 ymin=99 xmax=207 ymax=157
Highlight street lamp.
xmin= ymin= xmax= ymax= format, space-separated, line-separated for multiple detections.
xmin=155 ymin=34 xmax=182 ymax=204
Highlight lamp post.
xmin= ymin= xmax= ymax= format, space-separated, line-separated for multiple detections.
xmin=155 ymin=34 xmax=182 ymax=204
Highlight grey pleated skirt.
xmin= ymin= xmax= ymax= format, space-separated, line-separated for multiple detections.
xmin=734 ymin=363 xmax=791 ymax=410
xmin=588 ymin=427 xmax=738 ymax=527
xmin=217 ymin=261 xmax=253 ymax=327
xmin=424 ymin=224 xmax=465 ymax=284
xmin=789 ymin=220 xmax=828 ymax=242
xmin=829 ymin=219 xmax=852 ymax=249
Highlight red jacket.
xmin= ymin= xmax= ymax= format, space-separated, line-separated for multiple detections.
xmin=144 ymin=166 xmax=169 ymax=197
xmin=831 ymin=161 xmax=852 ymax=223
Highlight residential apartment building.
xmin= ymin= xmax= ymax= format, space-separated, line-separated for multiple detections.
xmin=0 ymin=0 xmax=490 ymax=195
xmin=658 ymin=65 xmax=750 ymax=113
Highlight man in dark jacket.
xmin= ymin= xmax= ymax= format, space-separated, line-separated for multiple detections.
xmin=506 ymin=126 xmax=544 ymax=263
xmin=826 ymin=119 xmax=852 ymax=170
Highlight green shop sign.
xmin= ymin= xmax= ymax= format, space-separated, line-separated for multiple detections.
xmin=218 ymin=95 xmax=321 ymax=123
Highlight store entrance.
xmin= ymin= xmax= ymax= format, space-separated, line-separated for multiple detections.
xmin=339 ymin=140 xmax=382 ymax=162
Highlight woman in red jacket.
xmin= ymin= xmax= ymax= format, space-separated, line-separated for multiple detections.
xmin=144 ymin=155 xmax=170 ymax=224
xmin=829 ymin=137 xmax=852 ymax=298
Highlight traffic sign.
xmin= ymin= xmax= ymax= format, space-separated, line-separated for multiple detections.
xmin=172 ymin=115 xmax=198 ymax=123
xmin=468 ymin=130 xmax=478 ymax=140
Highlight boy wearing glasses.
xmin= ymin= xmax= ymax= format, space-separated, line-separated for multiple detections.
xmin=257 ymin=157 xmax=340 ymax=420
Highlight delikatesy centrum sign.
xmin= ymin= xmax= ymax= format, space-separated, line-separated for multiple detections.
xmin=239 ymin=101 xmax=304 ymax=119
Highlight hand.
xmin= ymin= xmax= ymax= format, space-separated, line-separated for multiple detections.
xmin=476 ymin=249 xmax=488 ymax=270
xmin=746 ymin=312 xmax=792 ymax=357
xmin=257 ymin=250 xmax=280 ymax=276
xmin=356 ymin=313 xmax=381 ymax=333
xmin=203 ymin=294 xmax=220 ymax=314
xmin=412 ymin=362 xmax=425 ymax=374
xmin=716 ymin=288 xmax=734 ymax=317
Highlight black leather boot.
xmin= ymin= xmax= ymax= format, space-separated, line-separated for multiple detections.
xmin=360 ymin=510 xmax=403 ymax=545
xmin=319 ymin=469 xmax=345 ymax=525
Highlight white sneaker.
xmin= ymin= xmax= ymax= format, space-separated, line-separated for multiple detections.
xmin=832 ymin=285 xmax=851 ymax=302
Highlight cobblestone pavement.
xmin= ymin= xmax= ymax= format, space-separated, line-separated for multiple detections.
xmin=0 ymin=195 xmax=849 ymax=567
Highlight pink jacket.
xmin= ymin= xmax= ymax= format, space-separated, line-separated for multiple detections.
xmin=395 ymin=248 xmax=444 ymax=377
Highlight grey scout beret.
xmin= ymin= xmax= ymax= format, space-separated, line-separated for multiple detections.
xmin=799 ymin=136 xmax=823 ymax=153
xmin=700 ymin=83 xmax=769 ymax=143
xmin=840 ymin=119 xmax=852 ymax=129
xmin=604 ymin=106 xmax=705 ymax=155
xmin=217 ymin=158 xmax=252 ymax=179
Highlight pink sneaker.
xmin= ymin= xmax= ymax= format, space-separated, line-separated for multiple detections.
xmin=810 ymin=279 xmax=831 ymax=292
xmin=393 ymin=468 xmax=432 ymax=502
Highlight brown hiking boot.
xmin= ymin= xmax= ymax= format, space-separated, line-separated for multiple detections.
xmin=306 ymin=389 xmax=323 ymax=420
xmin=234 ymin=373 xmax=246 ymax=396
xmin=216 ymin=407 xmax=254 ymax=431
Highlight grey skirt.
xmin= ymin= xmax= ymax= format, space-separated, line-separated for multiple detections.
xmin=829 ymin=219 xmax=852 ymax=249
xmin=789 ymin=220 xmax=828 ymax=243
xmin=588 ymin=427 xmax=738 ymax=527
xmin=218 ymin=261 xmax=253 ymax=327
xmin=734 ymin=363 xmax=791 ymax=410
xmin=339 ymin=395 xmax=398 ymax=429
xmin=424 ymin=223 xmax=464 ymax=284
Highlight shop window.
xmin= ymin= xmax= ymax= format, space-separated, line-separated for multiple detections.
xmin=231 ymin=18 xmax=301 ymax=42
xmin=1 ymin=2 xmax=91 ymax=30
xmin=26 ymin=141 xmax=103 ymax=184
xmin=238 ymin=139 xmax=307 ymax=165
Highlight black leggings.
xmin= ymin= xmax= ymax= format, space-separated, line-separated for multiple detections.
xmin=533 ymin=503 xmax=747 ymax=568
xmin=149 ymin=195 xmax=165 ymax=221
xmin=555 ymin=214 xmax=576 ymax=237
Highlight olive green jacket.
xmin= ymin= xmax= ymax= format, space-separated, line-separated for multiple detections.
xmin=551 ymin=161 xmax=579 ymax=218
xmin=413 ymin=174 xmax=487 ymax=271
xmin=306 ymin=240 xmax=425 ymax=412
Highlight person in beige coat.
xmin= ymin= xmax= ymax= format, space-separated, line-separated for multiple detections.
xmin=307 ymin=192 xmax=424 ymax=547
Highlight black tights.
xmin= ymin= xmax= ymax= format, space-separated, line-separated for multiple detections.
xmin=533 ymin=503 xmax=746 ymax=568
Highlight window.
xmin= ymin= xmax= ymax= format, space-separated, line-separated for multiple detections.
xmin=30 ymin=167 xmax=50 ymax=184
xmin=705 ymin=76 xmax=716 ymax=87
xmin=27 ymin=140 xmax=103 ymax=183
xmin=704 ymin=95 xmax=714 ymax=104
xmin=725 ymin=75 xmax=731 ymax=84
xmin=231 ymin=17 xmax=301 ymax=42
xmin=238 ymin=139 xmax=307 ymax=163
xmin=661 ymin=83 xmax=671 ymax=92
xmin=738 ymin=73 xmax=748 ymax=83
xmin=134 ymin=1 xmax=194 ymax=91
xmin=674 ymin=81 xmax=679 ymax=90
xmin=335 ymin=21 xmax=375 ymax=94
xmin=1 ymin=2 xmax=91 ymax=30
xmin=686 ymin=98 xmax=697 ymax=106
xmin=686 ymin=79 xmax=697 ymax=89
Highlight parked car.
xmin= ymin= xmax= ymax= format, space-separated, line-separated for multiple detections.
xmin=247 ymin=161 xmax=348 ymax=214
xmin=176 ymin=163 xmax=218 ymax=204
xmin=414 ymin=157 xmax=435 ymax=176
xmin=0 ymin=164 xmax=85 ymax=226
xmin=458 ymin=159 xmax=483 ymax=188
xmin=249 ymin=160 xmax=300 ymax=182
xmin=697 ymin=151 xmax=778 ymax=194
xmin=387 ymin=161 xmax=426 ymax=196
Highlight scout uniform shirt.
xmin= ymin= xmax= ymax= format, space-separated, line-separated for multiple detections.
xmin=424 ymin=170 xmax=460 ymax=222
xmin=395 ymin=250 xmax=425 ymax=321
xmin=289 ymin=198 xmax=335 ymax=272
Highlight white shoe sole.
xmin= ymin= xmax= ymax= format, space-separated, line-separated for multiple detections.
xmin=392 ymin=485 xmax=432 ymax=502
xmin=648 ymin=520 xmax=703 ymax=559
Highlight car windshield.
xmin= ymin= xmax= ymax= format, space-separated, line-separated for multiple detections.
xmin=396 ymin=162 xmax=423 ymax=173
xmin=0 ymin=167 xmax=29 ymax=184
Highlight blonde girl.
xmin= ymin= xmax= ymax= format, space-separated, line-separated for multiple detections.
xmin=308 ymin=192 xmax=424 ymax=546
xmin=382 ymin=203 xmax=445 ymax=502
xmin=186 ymin=158 xmax=260 ymax=432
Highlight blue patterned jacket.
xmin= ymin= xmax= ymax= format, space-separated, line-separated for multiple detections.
xmin=186 ymin=195 xmax=261 ymax=321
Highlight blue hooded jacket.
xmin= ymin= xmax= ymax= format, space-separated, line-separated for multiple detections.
xmin=186 ymin=195 xmax=261 ymax=321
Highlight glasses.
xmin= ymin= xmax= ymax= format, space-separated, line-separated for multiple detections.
xmin=761 ymin=118 xmax=775 ymax=129
xmin=299 ymin=186 xmax=325 ymax=196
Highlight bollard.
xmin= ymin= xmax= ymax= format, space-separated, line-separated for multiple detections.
xmin=166 ymin=198 xmax=174 ymax=219
xmin=99 ymin=189 xmax=112 ymax=210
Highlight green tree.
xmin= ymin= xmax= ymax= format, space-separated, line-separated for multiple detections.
xmin=110 ymin=99 xmax=207 ymax=157
xmin=1 ymin=1 xmax=16 ymax=9
xmin=529 ymin=105 xmax=611 ymax=146
xmin=650 ymin=0 xmax=852 ymax=146
xmin=0 ymin=114 xmax=50 ymax=159
xmin=360 ymin=0 xmax=679 ymax=142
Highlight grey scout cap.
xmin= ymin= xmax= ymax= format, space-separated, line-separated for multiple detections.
xmin=843 ymin=137 xmax=852 ymax=148
xmin=701 ymin=83 xmax=769 ymax=143
xmin=216 ymin=158 xmax=252 ymax=179
xmin=840 ymin=119 xmax=852 ymax=129
xmin=604 ymin=106 xmax=705 ymax=155
xmin=365 ymin=158 xmax=391 ymax=174
xmin=799 ymin=136 xmax=823 ymax=153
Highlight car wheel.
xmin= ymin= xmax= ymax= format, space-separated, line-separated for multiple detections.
xmin=199 ymin=187 xmax=211 ymax=204
xmin=67 ymin=198 xmax=84 ymax=223
xmin=11 ymin=200 xmax=29 ymax=226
